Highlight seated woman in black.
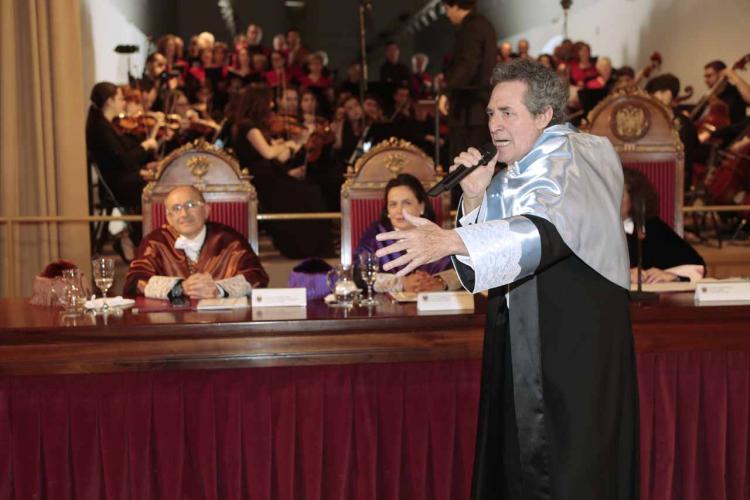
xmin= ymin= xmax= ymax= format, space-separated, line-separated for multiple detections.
xmin=86 ymin=82 xmax=159 ymax=253
xmin=86 ymin=82 xmax=158 ymax=211
xmin=354 ymin=174 xmax=460 ymax=293
xmin=230 ymin=85 xmax=331 ymax=258
xmin=622 ymin=168 xmax=705 ymax=283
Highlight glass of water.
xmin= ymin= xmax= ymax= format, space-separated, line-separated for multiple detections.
xmin=358 ymin=251 xmax=379 ymax=306
xmin=92 ymin=257 xmax=115 ymax=310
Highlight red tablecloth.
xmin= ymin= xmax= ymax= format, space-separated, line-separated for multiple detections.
xmin=1 ymin=353 xmax=749 ymax=499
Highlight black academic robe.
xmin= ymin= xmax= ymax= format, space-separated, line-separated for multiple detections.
xmin=458 ymin=215 xmax=639 ymax=500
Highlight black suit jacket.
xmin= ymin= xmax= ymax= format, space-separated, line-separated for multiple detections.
xmin=445 ymin=11 xmax=497 ymax=127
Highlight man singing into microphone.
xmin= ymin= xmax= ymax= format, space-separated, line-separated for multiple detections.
xmin=376 ymin=59 xmax=639 ymax=499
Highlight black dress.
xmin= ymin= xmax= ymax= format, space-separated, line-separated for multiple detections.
xmin=458 ymin=216 xmax=639 ymax=500
xmin=85 ymin=108 xmax=152 ymax=211
xmin=234 ymin=122 xmax=332 ymax=258
xmin=626 ymin=217 xmax=705 ymax=270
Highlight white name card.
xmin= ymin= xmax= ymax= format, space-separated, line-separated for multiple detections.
xmin=694 ymin=279 xmax=750 ymax=306
xmin=251 ymin=288 xmax=307 ymax=308
xmin=416 ymin=291 xmax=475 ymax=312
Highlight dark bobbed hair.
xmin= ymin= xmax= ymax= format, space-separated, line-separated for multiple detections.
xmin=379 ymin=174 xmax=436 ymax=228
xmin=623 ymin=167 xmax=659 ymax=221
xmin=490 ymin=58 xmax=568 ymax=126
xmin=645 ymin=73 xmax=680 ymax=99
xmin=89 ymin=81 xmax=118 ymax=109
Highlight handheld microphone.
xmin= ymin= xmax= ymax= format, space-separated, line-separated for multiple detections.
xmin=427 ymin=143 xmax=496 ymax=197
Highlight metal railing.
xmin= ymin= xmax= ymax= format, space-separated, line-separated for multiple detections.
xmin=2 ymin=205 xmax=749 ymax=297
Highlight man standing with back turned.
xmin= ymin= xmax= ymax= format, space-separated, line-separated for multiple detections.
xmin=376 ymin=59 xmax=639 ymax=499
xmin=440 ymin=0 xmax=497 ymax=177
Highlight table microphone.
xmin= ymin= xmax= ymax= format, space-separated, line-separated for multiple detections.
xmin=427 ymin=143 xmax=496 ymax=197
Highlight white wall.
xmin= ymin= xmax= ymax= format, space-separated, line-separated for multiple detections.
xmin=79 ymin=0 xmax=149 ymax=95
xmin=485 ymin=0 xmax=750 ymax=102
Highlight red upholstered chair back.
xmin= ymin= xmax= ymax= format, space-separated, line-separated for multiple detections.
xmin=150 ymin=202 xmax=249 ymax=238
xmin=141 ymin=140 xmax=260 ymax=253
xmin=340 ymin=137 xmax=451 ymax=267
xmin=581 ymin=87 xmax=685 ymax=235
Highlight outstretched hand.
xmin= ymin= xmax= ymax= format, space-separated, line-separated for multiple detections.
xmin=375 ymin=211 xmax=466 ymax=276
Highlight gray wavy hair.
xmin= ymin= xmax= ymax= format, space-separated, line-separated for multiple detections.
xmin=490 ymin=59 xmax=568 ymax=125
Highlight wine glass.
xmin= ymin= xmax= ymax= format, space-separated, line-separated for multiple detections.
xmin=92 ymin=257 xmax=115 ymax=310
xmin=358 ymin=251 xmax=379 ymax=306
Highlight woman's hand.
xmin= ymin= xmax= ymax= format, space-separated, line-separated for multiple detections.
xmin=403 ymin=271 xmax=445 ymax=292
xmin=630 ymin=267 xmax=679 ymax=284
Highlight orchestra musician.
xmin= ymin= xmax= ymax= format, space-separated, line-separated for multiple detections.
xmin=86 ymin=82 xmax=160 ymax=258
xmin=230 ymin=86 xmax=331 ymax=258
xmin=645 ymin=74 xmax=701 ymax=189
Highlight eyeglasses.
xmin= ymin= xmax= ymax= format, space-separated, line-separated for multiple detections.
xmin=166 ymin=200 xmax=204 ymax=215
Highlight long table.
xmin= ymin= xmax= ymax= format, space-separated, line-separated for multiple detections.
xmin=0 ymin=295 xmax=748 ymax=499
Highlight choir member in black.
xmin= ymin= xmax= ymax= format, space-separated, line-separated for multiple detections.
xmin=410 ymin=53 xmax=433 ymax=99
xmin=622 ymin=168 xmax=705 ymax=283
xmin=300 ymin=89 xmax=339 ymax=210
xmin=497 ymin=41 xmax=514 ymax=63
xmin=286 ymin=29 xmax=309 ymax=75
xmin=646 ymin=73 xmax=702 ymax=190
xmin=86 ymin=82 xmax=159 ymax=252
xmin=227 ymin=47 xmax=262 ymax=90
xmin=332 ymin=95 xmax=366 ymax=165
xmin=439 ymin=0 xmax=497 ymax=194
xmin=517 ymin=38 xmax=531 ymax=60
xmin=230 ymin=86 xmax=331 ymax=258
xmin=379 ymin=41 xmax=411 ymax=87
xmin=375 ymin=59 xmax=639 ymax=499
xmin=337 ymin=62 xmax=363 ymax=99
xmin=141 ymin=52 xmax=179 ymax=112
xmin=245 ymin=24 xmax=271 ymax=58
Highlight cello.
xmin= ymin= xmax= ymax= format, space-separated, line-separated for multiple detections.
xmin=690 ymin=54 xmax=750 ymax=142
xmin=633 ymin=52 xmax=663 ymax=87
xmin=705 ymin=124 xmax=750 ymax=216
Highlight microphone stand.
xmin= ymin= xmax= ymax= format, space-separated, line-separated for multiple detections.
xmin=630 ymin=198 xmax=657 ymax=302
xmin=433 ymin=91 xmax=441 ymax=171
xmin=347 ymin=122 xmax=373 ymax=166
xmin=358 ymin=0 xmax=372 ymax=103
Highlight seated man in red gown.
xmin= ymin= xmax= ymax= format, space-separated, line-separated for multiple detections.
xmin=123 ymin=185 xmax=269 ymax=299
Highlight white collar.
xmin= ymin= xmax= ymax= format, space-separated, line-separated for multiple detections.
xmin=174 ymin=225 xmax=207 ymax=262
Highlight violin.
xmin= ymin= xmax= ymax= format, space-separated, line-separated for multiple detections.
xmin=113 ymin=111 xmax=179 ymax=139
xmin=690 ymin=53 xmax=750 ymax=142
xmin=304 ymin=117 xmax=335 ymax=163
xmin=182 ymin=108 xmax=222 ymax=138
xmin=269 ymin=112 xmax=307 ymax=138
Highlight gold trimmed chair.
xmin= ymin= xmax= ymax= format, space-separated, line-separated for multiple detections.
xmin=340 ymin=137 xmax=451 ymax=268
xmin=141 ymin=140 xmax=259 ymax=253
xmin=580 ymin=86 xmax=685 ymax=235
